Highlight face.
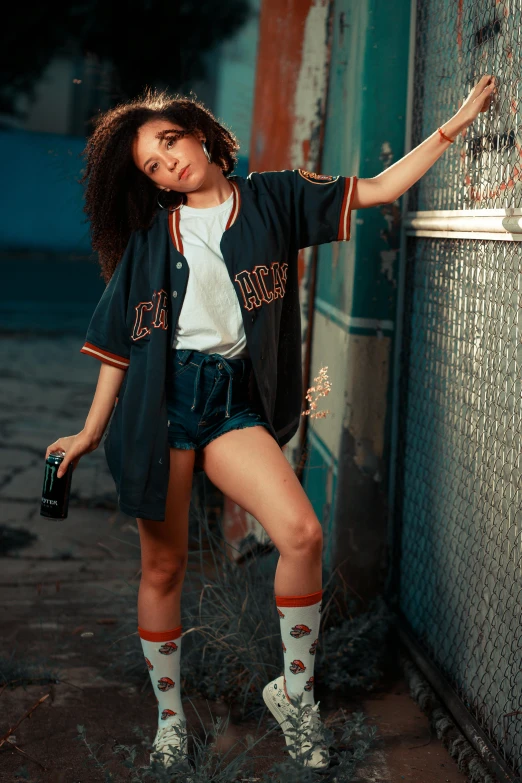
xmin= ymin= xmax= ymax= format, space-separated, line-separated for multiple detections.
xmin=132 ymin=118 xmax=209 ymax=194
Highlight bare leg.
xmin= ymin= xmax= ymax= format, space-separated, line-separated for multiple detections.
xmin=137 ymin=447 xmax=195 ymax=630
xmin=200 ymin=426 xmax=323 ymax=595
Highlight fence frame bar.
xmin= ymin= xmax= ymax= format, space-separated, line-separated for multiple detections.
xmin=384 ymin=0 xmax=416 ymax=605
xmin=397 ymin=617 xmax=522 ymax=783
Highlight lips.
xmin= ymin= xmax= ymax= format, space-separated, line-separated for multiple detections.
xmin=179 ymin=165 xmax=190 ymax=181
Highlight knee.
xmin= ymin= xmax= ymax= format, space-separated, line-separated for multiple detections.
xmin=142 ymin=554 xmax=188 ymax=592
xmin=281 ymin=516 xmax=323 ymax=557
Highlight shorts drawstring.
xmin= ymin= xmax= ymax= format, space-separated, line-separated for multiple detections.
xmin=190 ymin=354 xmax=237 ymax=418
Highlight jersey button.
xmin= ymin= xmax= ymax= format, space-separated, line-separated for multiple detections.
xmin=172 ymin=290 xmax=178 ymax=298
xmin=176 ymin=261 xmax=182 ymax=269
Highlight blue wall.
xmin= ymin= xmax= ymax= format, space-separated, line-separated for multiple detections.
xmin=0 ymin=130 xmax=91 ymax=254
xmin=0 ymin=127 xmax=253 ymax=257
xmin=302 ymin=0 xmax=411 ymax=583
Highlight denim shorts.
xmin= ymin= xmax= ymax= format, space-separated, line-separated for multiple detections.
xmin=166 ymin=348 xmax=272 ymax=472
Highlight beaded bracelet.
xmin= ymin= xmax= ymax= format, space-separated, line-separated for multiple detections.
xmin=438 ymin=126 xmax=455 ymax=143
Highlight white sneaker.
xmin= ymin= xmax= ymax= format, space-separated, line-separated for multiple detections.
xmin=262 ymin=675 xmax=329 ymax=770
xmin=150 ymin=719 xmax=188 ymax=768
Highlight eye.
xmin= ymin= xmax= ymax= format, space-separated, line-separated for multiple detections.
xmin=165 ymin=133 xmax=182 ymax=148
xmin=148 ymin=133 xmax=183 ymax=173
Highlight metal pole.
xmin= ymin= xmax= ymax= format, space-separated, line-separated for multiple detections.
xmin=384 ymin=0 xmax=417 ymax=607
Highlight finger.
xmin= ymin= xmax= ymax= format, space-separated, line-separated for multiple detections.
xmin=478 ymin=81 xmax=495 ymax=97
xmin=474 ymin=74 xmax=493 ymax=93
xmin=46 ymin=443 xmax=59 ymax=460
xmin=56 ymin=452 xmax=70 ymax=478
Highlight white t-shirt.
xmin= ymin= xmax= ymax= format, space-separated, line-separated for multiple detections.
xmin=172 ymin=191 xmax=249 ymax=359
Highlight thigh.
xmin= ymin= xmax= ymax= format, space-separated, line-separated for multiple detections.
xmin=137 ymin=447 xmax=195 ymax=569
xmin=199 ymin=426 xmax=320 ymax=552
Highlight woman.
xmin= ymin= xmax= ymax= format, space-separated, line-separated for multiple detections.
xmin=45 ymin=75 xmax=495 ymax=771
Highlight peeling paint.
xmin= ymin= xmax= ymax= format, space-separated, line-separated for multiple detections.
xmin=248 ymin=0 xmax=335 ymax=486
xmin=352 ymin=437 xmax=381 ymax=480
xmin=290 ymin=1 xmax=331 ymax=168
xmin=380 ymin=248 xmax=398 ymax=283
xmin=380 ymin=139 xmax=394 ymax=168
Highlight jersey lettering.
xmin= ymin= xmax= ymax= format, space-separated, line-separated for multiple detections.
xmin=234 ymin=270 xmax=262 ymax=309
xmin=251 ymin=265 xmax=274 ymax=302
xmin=152 ymin=289 xmax=169 ymax=330
xmin=298 ymin=169 xmax=339 ymax=184
xmin=271 ymin=262 xmax=285 ymax=300
xmin=132 ymin=289 xmax=169 ymax=341
xmin=234 ymin=261 xmax=289 ymax=311
xmin=132 ymin=301 xmax=153 ymax=341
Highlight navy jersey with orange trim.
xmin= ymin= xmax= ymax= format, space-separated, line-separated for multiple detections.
xmin=80 ymin=169 xmax=357 ymax=520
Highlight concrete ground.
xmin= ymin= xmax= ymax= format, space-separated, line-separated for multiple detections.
xmin=0 ymin=334 xmax=470 ymax=782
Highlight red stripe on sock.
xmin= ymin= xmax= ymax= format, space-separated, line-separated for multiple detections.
xmin=137 ymin=625 xmax=182 ymax=642
xmin=275 ymin=589 xmax=323 ymax=607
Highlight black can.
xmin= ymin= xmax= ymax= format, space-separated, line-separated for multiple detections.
xmin=40 ymin=451 xmax=72 ymax=519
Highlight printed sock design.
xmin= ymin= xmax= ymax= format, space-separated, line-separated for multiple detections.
xmin=138 ymin=625 xmax=186 ymax=728
xmin=275 ymin=588 xmax=323 ymax=707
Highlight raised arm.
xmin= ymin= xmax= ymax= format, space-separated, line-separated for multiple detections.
xmin=351 ymin=74 xmax=497 ymax=209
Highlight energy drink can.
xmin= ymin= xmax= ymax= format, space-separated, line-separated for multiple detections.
xmin=40 ymin=451 xmax=72 ymax=519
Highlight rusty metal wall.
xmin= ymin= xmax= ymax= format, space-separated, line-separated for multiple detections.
xmin=227 ymin=0 xmax=411 ymax=588
xmin=304 ymin=0 xmax=411 ymax=579
xmin=223 ymin=0 xmax=334 ymax=556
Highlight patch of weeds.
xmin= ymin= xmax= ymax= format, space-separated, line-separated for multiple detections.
xmin=100 ymin=495 xmax=395 ymax=719
xmin=0 ymin=648 xmax=62 ymax=689
xmin=92 ymin=476 xmax=390 ymax=781
xmin=318 ymin=594 xmax=395 ymax=694
xmin=76 ymin=724 xmax=116 ymax=782
xmin=78 ymin=695 xmax=377 ymax=781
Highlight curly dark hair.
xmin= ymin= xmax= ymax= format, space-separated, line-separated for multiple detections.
xmin=81 ymin=88 xmax=240 ymax=284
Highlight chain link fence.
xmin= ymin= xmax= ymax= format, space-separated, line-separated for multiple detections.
xmin=394 ymin=0 xmax=522 ymax=778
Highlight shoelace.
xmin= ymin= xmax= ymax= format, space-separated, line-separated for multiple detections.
xmin=156 ymin=722 xmax=187 ymax=749
xmin=299 ymin=702 xmax=326 ymax=747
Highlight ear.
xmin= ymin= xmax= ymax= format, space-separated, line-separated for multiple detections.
xmin=194 ymin=129 xmax=205 ymax=143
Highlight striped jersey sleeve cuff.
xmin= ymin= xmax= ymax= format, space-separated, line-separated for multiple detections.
xmin=80 ymin=341 xmax=130 ymax=370
xmin=337 ymin=176 xmax=357 ymax=241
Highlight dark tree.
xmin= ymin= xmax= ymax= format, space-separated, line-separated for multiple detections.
xmin=1 ymin=0 xmax=252 ymax=118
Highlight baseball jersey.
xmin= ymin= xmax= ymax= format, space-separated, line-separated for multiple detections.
xmin=80 ymin=169 xmax=357 ymax=520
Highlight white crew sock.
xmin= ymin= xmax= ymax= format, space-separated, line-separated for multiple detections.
xmin=138 ymin=624 xmax=186 ymax=728
xmin=275 ymin=588 xmax=323 ymax=707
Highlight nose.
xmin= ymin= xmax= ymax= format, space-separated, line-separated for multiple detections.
xmin=161 ymin=150 xmax=178 ymax=171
